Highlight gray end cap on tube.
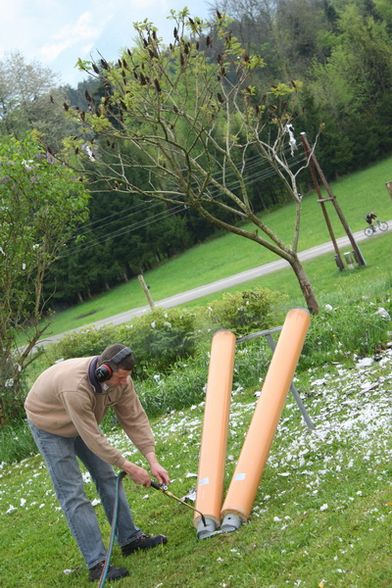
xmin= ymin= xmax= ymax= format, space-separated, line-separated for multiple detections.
xmin=196 ymin=517 xmax=218 ymax=540
xmin=220 ymin=513 xmax=242 ymax=533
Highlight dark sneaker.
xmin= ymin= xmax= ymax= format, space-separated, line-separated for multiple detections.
xmin=121 ymin=533 xmax=167 ymax=556
xmin=89 ymin=561 xmax=129 ymax=582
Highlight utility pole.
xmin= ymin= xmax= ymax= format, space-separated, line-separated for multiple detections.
xmin=138 ymin=274 xmax=155 ymax=310
xmin=300 ymin=132 xmax=366 ymax=268
xmin=386 ymin=180 xmax=392 ymax=200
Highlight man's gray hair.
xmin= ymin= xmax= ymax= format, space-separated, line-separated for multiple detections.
xmin=98 ymin=344 xmax=135 ymax=371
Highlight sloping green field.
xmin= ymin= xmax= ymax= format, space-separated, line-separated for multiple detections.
xmin=39 ymin=155 xmax=392 ymax=337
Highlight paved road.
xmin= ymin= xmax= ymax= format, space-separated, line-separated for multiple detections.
xmin=38 ymin=222 xmax=391 ymax=346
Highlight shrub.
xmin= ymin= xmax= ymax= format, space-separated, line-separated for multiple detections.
xmin=233 ymin=339 xmax=271 ymax=391
xmin=49 ymin=307 xmax=197 ymax=377
xmin=135 ymin=337 xmax=273 ymax=417
xmin=0 ymin=421 xmax=37 ymax=463
xmin=116 ymin=307 xmax=197 ymax=376
xmin=50 ymin=324 xmax=118 ymax=361
xmin=136 ymin=354 xmax=209 ymax=416
xmin=202 ymin=288 xmax=280 ymax=336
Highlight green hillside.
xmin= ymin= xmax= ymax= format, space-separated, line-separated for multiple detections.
xmin=40 ymin=156 xmax=392 ymax=337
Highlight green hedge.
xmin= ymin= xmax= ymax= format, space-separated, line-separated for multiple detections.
xmin=47 ymin=288 xmax=279 ymax=377
xmin=115 ymin=308 xmax=197 ymax=376
xmin=136 ymin=339 xmax=272 ymax=417
xmin=49 ymin=307 xmax=197 ymax=378
xmin=201 ymin=288 xmax=280 ymax=336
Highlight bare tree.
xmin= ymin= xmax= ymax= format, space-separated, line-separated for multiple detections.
xmin=65 ymin=9 xmax=319 ymax=313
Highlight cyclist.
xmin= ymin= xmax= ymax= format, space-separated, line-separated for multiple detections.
xmin=365 ymin=211 xmax=377 ymax=232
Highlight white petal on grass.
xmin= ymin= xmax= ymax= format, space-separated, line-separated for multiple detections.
xmin=356 ymin=357 xmax=374 ymax=368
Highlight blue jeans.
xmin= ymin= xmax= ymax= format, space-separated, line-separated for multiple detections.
xmin=28 ymin=420 xmax=140 ymax=568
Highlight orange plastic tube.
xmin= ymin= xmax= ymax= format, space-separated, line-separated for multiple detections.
xmin=221 ymin=308 xmax=310 ymax=525
xmin=194 ymin=329 xmax=236 ymax=532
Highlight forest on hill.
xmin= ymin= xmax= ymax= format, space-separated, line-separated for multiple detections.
xmin=1 ymin=0 xmax=392 ymax=307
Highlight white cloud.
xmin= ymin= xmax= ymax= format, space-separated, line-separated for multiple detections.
xmin=0 ymin=0 xmax=211 ymax=86
xmin=39 ymin=11 xmax=111 ymax=62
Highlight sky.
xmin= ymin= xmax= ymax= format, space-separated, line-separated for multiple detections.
xmin=0 ymin=0 xmax=212 ymax=87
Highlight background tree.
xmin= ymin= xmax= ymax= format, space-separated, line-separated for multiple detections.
xmin=0 ymin=52 xmax=78 ymax=149
xmin=2 ymin=1 xmax=388 ymax=310
xmin=305 ymin=2 xmax=392 ymax=176
xmin=213 ymin=0 xmax=392 ymax=176
xmin=63 ymin=10 xmax=320 ymax=313
xmin=0 ymin=132 xmax=89 ymax=422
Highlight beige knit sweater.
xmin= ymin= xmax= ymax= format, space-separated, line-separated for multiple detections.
xmin=24 ymin=357 xmax=155 ymax=468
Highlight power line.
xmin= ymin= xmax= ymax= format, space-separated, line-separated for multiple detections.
xmin=58 ymin=151 xmax=306 ymax=261
xmin=75 ymin=156 xmax=272 ymax=236
xmin=57 ymin=204 xmax=187 ymax=259
xmin=72 ymin=149 xmax=296 ymax=237
xmin=74 ymin=198 xmax=165 ymax=237
xmin=59 ymin=152 xmax=306 ymax=260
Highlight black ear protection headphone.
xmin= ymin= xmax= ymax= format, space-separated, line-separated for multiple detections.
xmin=95 ymin=347 xmax=134 ymax=383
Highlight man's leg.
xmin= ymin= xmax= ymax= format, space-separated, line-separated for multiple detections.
xmin=28 ymin=421 xmax=107 ymax=568
xmin=75 ymin=436 xmax=140 ymax=547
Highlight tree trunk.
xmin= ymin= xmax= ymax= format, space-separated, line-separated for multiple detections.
xmin=288 ymin=253 xmax=320 ymax=315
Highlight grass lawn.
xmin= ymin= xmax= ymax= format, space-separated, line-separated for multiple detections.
xmin=4 ymin=157 xmax=391 ymax=587
xmin=34 ymin=154 xmax=392 ymax=338
xmin=1 ymin=346 xmax=391 ymax=587
xmin=187 ymin=231 xmax=392 ymax=312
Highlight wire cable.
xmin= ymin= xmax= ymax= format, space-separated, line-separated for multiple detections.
xmin=59 ymin=151 xmax=306 ymax=260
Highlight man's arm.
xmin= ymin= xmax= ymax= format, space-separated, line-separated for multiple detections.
xmin=115 ymin=381 xmax=170 ymax=485
xmin=62 ymin=392 xmax=154 ymax=486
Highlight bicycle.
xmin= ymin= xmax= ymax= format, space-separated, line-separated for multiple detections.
xmin=364 ymin=219 xmax=389 ymax=237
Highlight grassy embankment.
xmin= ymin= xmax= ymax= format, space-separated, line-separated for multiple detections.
xmin=40 ymin=154 xmax=392 ymax=337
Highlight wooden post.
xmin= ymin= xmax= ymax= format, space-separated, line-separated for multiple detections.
xmin=300 ymin=132 xmax=366 ymax=267
xmin=300 ymin=134 xmax=344 ymax=270
xmin=137 ymin=274 xmax=155 ymax=309
xmin=386 ymin=181 xmax=392 ymax=199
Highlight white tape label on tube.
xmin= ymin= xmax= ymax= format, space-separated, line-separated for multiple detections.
xmin=234 ymin=473 xmax=246 ymax=481
xmin=199 ymin=477 xmax=209 ymax=486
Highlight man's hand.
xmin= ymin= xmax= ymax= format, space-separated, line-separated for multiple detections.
xmin=122 ymin=460 xmax=151 ymax=486
xmin=150 ymin=462 xmax=170 ymax=485
xmin=145 ymin=451 xmax=170 ymax=485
